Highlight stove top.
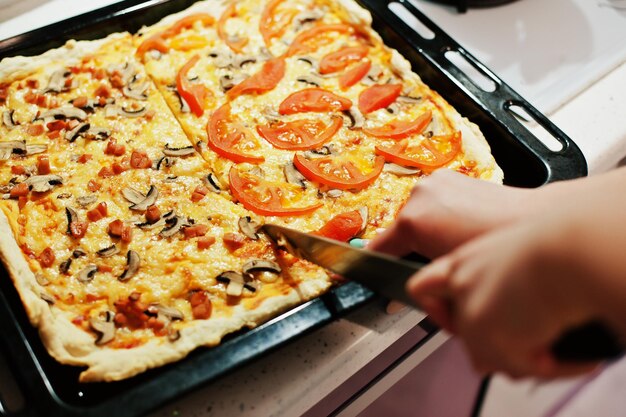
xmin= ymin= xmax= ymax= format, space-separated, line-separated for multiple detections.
xmin=402 ymin=0 xmax=626 ymax=113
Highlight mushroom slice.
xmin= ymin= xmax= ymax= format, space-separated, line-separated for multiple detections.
xmin=159 ymin=215 xmax=187 ymax=238
xmin=119 ymin=106 xmax=148 ymax=118
xmin=122 ymin=80 xmax=150 ymax=101
xmin=35 ymin=272 xmax=50 ymax=286
xmin=305 ymin=144 xmax=336 ymax=158
xmin=177 ymin=92 xmax=191 ymax=113
xmin=162 ymin=144 xmax=195 ymax=157
xmin=238 ymin=216 xmax=260 ymax=240
xmin=65 ymin=207 xmax=78 ymax=234
xmin=358 ymin=207 xmax=368 ymax=232
xmin=207 ymin=49 xmax=234 ymax=68
xmin=216 ymin=271 xmax=256 ymax=297
xmin=59 ymin=258 xmax=72 ymax=274
xmin=89 ymin=311 xmax=115 ymax=345
xmin=82 ymin=127 xmax=111 ymax=141
xmin=326 ymin=189 xmax=343 ymax=198
xmin=202 ymin=173 xmax=222 ymax=193
xmin=128 ymin=185 xmax=158 ymax=211
xmin=0 ymin=140 xmax=26 ymax=160
xmin=119 ymin=250 xmax=140 ymax=282
xmin=284 ymin=163 xmax=306 ymax=188
xmin=397 ymin=95 xmax=422 ymax=104
xmin=342 ymin=108 xmax=364 ymax=130
xmin=64 ymin=122 xmax=90 ymax=142
xmin=293 ymin=9 xmax=324 ymax=28
xmin=97 ymin=244 xmax=119 ymax=258
xmin=40 ymin=292 xmax=55 ymax=305
xmin=383 ymin=163 xmax=420 ymax=176
xmin=242 ymin=259 xmax=281 ymax=275
xmin=121 ymin=187 xmax=146 ymax=205
xmin=76 ymin=194 xmax=97 ymax=207
xmin=2 ymin=110 xmax=17 ymax=129
xmin=77 ymin=264 xmax=98 ymax=283
xmin=232 ymin=55 xmax=257 ymax=69
xmin=25 ymin=143 xmax=48 ymax=155
xmin=167 ymin=325 xmax=181 ymax=342
xmin=155 ymin=156 xmax=176 ymax=170
xmin=25 ymin=174 xmax=63 ymax=192
xmin=296 ymin=74 xmax=323 ymax=87
xmin=219 ymin=73 xmax=247 ymax=92
xmin=297 ymin=56 xmax=317 ymax=68
xmin=42 ymin=69 xmax=70 ymax=93
xmin=40 ymin=106 xmax=87 ymax=121
xmin=72 ymin=248 xmax=87 ymax=258
xmin=150 ymin=304 xmax=184 ymax=321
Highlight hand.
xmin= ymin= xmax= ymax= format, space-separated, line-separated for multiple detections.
xmin=369 ymin=169 xmax=532 ymax=259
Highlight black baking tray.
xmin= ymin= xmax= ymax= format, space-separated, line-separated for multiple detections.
xmin=0 ymin=1 xmax=587 ymax=416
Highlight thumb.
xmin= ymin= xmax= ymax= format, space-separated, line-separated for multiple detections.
xmin=407 ymin=257 xmax=455 ymax=332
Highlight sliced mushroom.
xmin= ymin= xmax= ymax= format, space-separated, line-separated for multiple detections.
xmin=150 ymin=304 xmax=184 ymax=321
xmin=129 ymin=185 xmax=158 ymax=211
xmin=233 ymin=55 xmax=257 ymax=69
xmin=358 ymin=207 xmax=368 ymax=232
xmin=25 ymin=175 xmax=63 ymax=193
xmin=202 ymin=172 xmax=222 ymax=193
xmin=383 ymin=163 xmax=420 ymax=176
xmin=385 ymin=103 xmax=400 ymax=114
xmin=162 ymin=144 xmax=195 ymax=157
xmin=137 ymin=210 xmax=174 ymax=230
xmin=219 ymin=73 xmax=248 ymax=92
xmin=297 ymin=56 xmax=317 ymax=68
xmin=40 ymin=107 xmax=87 ymax=121
xmin=72 ymin=248 xmax=87 ymax=258
xmin=82 ymin=127 xmax=111 ymax=141
xmin=2 ymin=110 xmax=17 ymax=129
xmin=121 ymin=187 xmax=146 ymax=205
xmin=0 ymin=140 xmax=27 ymax=160
xmin=207 ymin=49 xmax=234 ymax=68
xmin=76 ymin=194 xmax=97 ymax=207
xmin=64 ymin=122 xmax=91 ymax=142
xmin=167 ymin=325 xmax=181 ymax=342
xmin=35 ymin=272 xmax=50 ymax=286
xmin=40 ymin=292 xmax=55 ymax=305
xmin=119 ymin=250 xmax=140 ymax=282
xmin=216 ymin=271 xmax=256 ymax=297
xmin=59 ymin=258 xmax=72 ymax=274
xmin=262 ymin=106 xmax=284 ymax=122
xmin=77 ymin=264 xmax=98 ymax=283
xmin=326 ymin=189 xmax=343 ymax=198
xmin=97 ymin=244 xmax=120 ymax=258
xmin=105 ymin=104 xmax=147 ymax=118
xmin=89 ymin=311 xmax=115 ymax=345
xmin=159 ymin=215 xmax=187 ymax=238
xmin=362 ymin=64 xmax=383 ymax=85
xmin=25 ymin=143 xmax=48 ymax=155
xmin=397 ymin=95 xmax=422 ymax=104
xmin=297 ymin=74 xmax=323 ymax=87
xmin=153 ymin=156 xmax=173 ymax=171
xmin=242 ymin=259 xmax=281 ymax=275
xmin=293 ymin=9 xmax=324 ymax=28
xmin=122 ymin=80 xmax=150 ymax=101
xmin=176 ymin=91 xmax=191 ymax=113
xmin=342 ymin=108 xmax=364 ymax=130
xmin=65 ymin=207 xmax=78 ymax=235
xmin=41 ymin=69 xmax=70 ymax=93
xmin=305 ymin=144 xmax=336 ymax=157
xmin=238 ymin=216 xmax=260 ymax=240
xmin=284 ymin=162 xmax=306 ymax=188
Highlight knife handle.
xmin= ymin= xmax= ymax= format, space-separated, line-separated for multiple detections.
xmin=551 ymin=321 xmax=624 ymax=362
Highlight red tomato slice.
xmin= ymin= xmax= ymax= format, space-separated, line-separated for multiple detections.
xmin=176 ymin=55 xmax=212 ymax=117
xmin=319 ymin=46 xmax=369 ymax=74
xmin=339 ymin=60 xmax=371 ymax=90
xmin=358 ymin=84 xmax=403 ymax=114
xmin=137 ymin=13 xmax=214 ymax=58
xmin=229 ymin=167 xmax=322 ymax=216
xmin=278 ymin=88 xmax=352 ymax=115
xmin=375 ymin=131 xmax=462 ymax=171
xmin=257 ymin=117 xmax=342 ymax=150
xmin=286 ymin=23 xmax=354 ymax=57
xmin=260 ymin=0 xmax=299 ymax=46
xmin=315 ymin=210 xmax=364 ymax=242
xmin=363 ymin=111 xmax=432 ymax=139
xmin=207 ymin=104 xmax=265 ymax=164
xmin=293 ymin=153 xmax=384 ymax=190
xmin=226 ymin=58 xmax=286 ymax=100
xmin=218 ymin=3 xmax=249 ymax=53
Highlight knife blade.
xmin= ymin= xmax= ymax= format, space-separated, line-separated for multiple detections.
xmin=263 ymin=224 xmax=424 ymax=307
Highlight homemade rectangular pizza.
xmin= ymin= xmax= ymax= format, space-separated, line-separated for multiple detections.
xmin=0 ymin=0 xmax=503 ymax=382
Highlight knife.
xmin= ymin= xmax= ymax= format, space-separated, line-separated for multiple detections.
xmin=263 ymin=224 xmax=624 ymax=363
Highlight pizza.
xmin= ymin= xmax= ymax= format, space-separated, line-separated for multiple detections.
xmin=0 ymin=0 xmax=503 ymax=382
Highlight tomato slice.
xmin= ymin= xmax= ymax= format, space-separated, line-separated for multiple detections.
xmin=319 ymin=46 xmax=369 ymax=74
xmin=260 ymin=0 xmax=299 ymax=46
xmin=226 ymin=58 xmax=286 ymax=100
xmin=218 ymin=3 xmax=249 ymax=53
xmin=207 ymin=104 xmax=265 ymax=164
xmin=279 ymin=88 xmax=352 ymax=115
xmin=363 ymin=111 xmax=432 ymax=139
xmin=176 ymin=55 xmax=212 ymax=117
xmin=137 ymin=13 xmax=214 ymax=58
xmin=339 ymin=60 xmax=371 ymax=90
xmin=229 ymin=167 xmax=322 ymax=216
xmin=286 ymin=23 xmax=354 ymax=57
xmin=257 ymin=117 xmax=342 ymax=150
xmin=293 ymin=153 xmax=384 ymax=190
xmin=358 ymin=84 xmax=403 ymax=114
xmin=375 ymin=131 xmax=462 ymax=171
xmin=315 ymin=210 xmax=364 ymax=242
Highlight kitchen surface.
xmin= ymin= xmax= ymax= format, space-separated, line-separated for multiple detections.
xmin=0 ymin=0 xmax=625 ymax=416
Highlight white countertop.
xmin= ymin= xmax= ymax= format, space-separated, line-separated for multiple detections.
xmin=1 ymin=1 xmax=625 ymax=416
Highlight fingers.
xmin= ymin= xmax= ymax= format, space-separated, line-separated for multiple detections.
xmin=407 ymin=257 xmax=455 ymax=331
